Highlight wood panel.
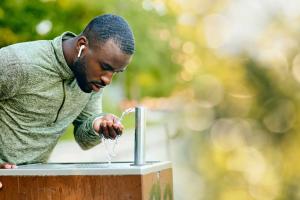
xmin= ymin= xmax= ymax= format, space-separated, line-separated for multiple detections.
xmin=0 ymin=168 xmax=173 ymax=200
xmin=0 ymin=175 xmax=141 ymax=200
xmin=142 ymin=168 xmax=173 ymax=200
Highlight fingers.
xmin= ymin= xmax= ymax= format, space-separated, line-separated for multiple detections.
xmin=113 ymin=118 xmax=124 ymax=134
xmin=0 ymin=163 xmax=17 ymax=169
xmin=101 ymin=121 xmax=109 ymax=139
xmin=101 ymin=121 xmax=118 ymax=139
xmin=108 ymin=126 xmax=117 ymax=139
xmin=100 ymin=115 xmax=123 ymax=139
xmin=0 ymin=163 xmax=16 ymax=190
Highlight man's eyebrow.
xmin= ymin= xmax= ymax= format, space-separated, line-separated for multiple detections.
xmin=102 ymin=62 xmax=126 ymax=72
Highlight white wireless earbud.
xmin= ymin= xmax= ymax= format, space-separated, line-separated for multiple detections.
xmin=77 ymin=45 xmax=85 ymax=58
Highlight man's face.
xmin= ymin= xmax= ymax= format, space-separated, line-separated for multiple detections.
xmin=73 ymin=39 xmax=132 ymax=93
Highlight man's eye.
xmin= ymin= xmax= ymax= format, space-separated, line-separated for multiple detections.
xmin=101 ymin=64 xmax=109 ymax=70
xmin=101 ymin=63 xmax=115 ymax=72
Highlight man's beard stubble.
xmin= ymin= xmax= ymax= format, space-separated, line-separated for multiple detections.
xmin=72 ymin=56 xmax=92 ymax=93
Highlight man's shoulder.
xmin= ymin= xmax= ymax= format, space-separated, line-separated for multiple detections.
xmin=0 ymin=40 xmax=60 ymax=80
xmin=0 ymin=40 xmax=54 ymax=65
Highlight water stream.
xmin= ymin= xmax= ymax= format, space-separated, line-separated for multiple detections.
xmin=103 ymin=107 xmax=135 ymax=165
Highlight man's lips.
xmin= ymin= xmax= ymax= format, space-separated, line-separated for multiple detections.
xmin=91 ymin=82 xmax=105 ymax=92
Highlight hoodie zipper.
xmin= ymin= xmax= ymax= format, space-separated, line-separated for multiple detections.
xmin=53 ymin=80 xmax=66 ymax=123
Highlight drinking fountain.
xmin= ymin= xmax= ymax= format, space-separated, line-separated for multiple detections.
xmin=134 ymin=106 xmax=145 ymax=166
xmin=0 ymin=106 xmax=173 ymax=200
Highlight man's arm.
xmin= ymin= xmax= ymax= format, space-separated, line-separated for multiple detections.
xmin=73 ymin=90 xmax=104 ymax=150
xmin=73 ymin=90 xmax=124 ymax=150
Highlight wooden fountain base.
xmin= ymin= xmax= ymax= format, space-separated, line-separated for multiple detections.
xmin=0 ymin=162 xmax=173 ymax=200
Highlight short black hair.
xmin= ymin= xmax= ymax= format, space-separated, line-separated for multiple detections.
xmin=82 ymin=14 xmax=135 ymax=55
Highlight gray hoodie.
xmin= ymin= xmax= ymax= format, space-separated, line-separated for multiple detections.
xmin=0 ymin=32 xmax=104 ymax=164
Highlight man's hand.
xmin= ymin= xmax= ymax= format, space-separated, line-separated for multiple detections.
xmin=0 ymin=163 xmax=17 ymax=169
xmin=0 ymin=163 xmax=17 ymax=189
xmin=93 ymin=114 xmax=124 ymax=139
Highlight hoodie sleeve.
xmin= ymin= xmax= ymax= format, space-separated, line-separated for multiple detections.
xmin=72 ymin=90 xmax=105 ymax=150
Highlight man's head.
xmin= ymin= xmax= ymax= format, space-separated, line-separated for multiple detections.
xmin=72 ymin=14 xmax=135 ymax=93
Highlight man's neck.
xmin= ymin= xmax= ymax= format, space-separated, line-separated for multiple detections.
xmin=62 ymin=37 xmax=77 ymax=69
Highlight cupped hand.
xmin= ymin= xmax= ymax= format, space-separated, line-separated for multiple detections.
xmin=93 ymin=114 xmax=124 ymax=139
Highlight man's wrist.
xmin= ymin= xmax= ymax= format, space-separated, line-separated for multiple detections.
xmin=92 ymin=116 xmax=103 ymax=136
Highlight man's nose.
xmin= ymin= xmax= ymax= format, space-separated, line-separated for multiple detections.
xmin=100 ymin=72 xmax=114 ymax=86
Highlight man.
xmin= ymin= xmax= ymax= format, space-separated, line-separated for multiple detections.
xmin=0 ymin=14 xmax=135 ymax=168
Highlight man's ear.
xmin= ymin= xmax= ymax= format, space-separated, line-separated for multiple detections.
xmin=76 ymin=36 xmax=89 ymax=50
xmin=76 ymin=36 xmax=89 ymax=57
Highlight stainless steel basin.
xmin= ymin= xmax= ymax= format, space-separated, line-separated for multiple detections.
xmin=0 ymin=161 xmax=172 ymax=176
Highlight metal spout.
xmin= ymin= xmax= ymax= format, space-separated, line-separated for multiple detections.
xmin=133 ymin=106 xmax=146 ymax=165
